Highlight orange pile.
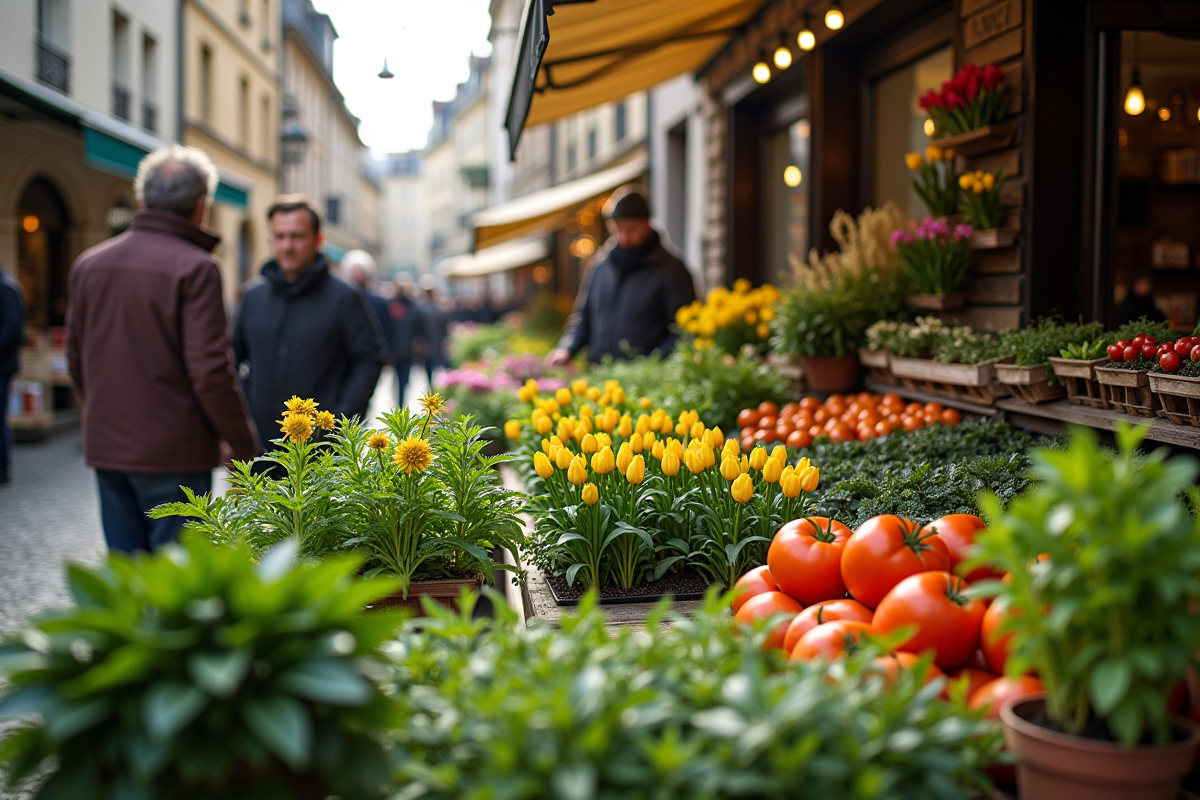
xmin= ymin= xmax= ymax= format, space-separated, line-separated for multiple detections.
xmin=736 ymin=393 xmax=962 ymax=451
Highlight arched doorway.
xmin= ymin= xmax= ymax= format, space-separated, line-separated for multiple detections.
xmin=17 ymin=177 xmax=71 ymax=327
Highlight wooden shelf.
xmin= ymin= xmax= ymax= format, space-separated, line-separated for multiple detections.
xmin=996 ymin=398 xmax=1200 ymax=450
xmin=970 ymin=228 xmax=1018 ymax=250
xmin=933 ymin=123 xmax=1017 ymax=156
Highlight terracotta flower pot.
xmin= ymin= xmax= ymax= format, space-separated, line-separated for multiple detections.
xmin=797 ymin=355 xmax=860 ymax=393
xmin=1001 ymin=695 xmax=1200 ymax=800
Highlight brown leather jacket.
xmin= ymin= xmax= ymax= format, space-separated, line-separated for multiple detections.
xmin=66 ymin=209 xmax=259 ymax=473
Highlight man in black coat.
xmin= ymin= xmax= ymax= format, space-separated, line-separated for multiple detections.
xmin=0 ymin=264 xmax=26 ymax=484
xmin=547 ymin=189 xmax=696 ymax=365
xmin=232 ymin=196 xmax=384 ymax=449
xmin=388 ymin=277 xmax=423 ymax=407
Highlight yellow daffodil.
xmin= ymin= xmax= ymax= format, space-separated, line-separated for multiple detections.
xmin=626 ymin=455 xmax=645 ymax=485
xmin=582 ymin=482 xmax=599 ymax=505
xmin=731 ymin=473 xmax=754 ymax=504
xmin=505 ymin=420 xmax=522 ymax=439
xmin=763 ymin=458 xmax=783 ymax=484
xmin=904 ymin=152 xmax=923 ymax=171
xmin=661 ymin=449 xmax=681 ymax=477
xmin=972 ymin=179 xmax=985 ymax=194
xmin=781 ymin=473 xmax=802 ymax=498
xmin=749 ymin=448 xmax=768 ymax=471
xmin=958 ymin=172 xmax=974 ymax=190
xmin=534 ymin=452 xmax=554 ymax=479
xmin=983 ymin=172 xmax=995 ymax=190
xmin=567 ymin=455 xmax=588 ymax=485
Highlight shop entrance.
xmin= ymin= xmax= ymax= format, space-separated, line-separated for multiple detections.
xmin=16 ymin=177 xmax=71 ymax=328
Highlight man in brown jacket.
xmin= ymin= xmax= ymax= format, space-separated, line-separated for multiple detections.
xmin=66 ymin=145 xmax=259 ymax=553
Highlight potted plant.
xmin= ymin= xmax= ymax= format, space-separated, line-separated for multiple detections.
xmin=1146 ymin=333 xmax=1200 ymax=426
xmin=0 ymin=536 xmax=404 ymax=799
xmin=973 ymin=425 xmax=1200 ymax=800
xmin=1048 ymin=338 xmax=1111 ymax=408
xmin=861 ymin=319 xmax=903 ymax=383
xmin=891 ymin=218 xmax=974 ymax=310
xmin=920 ymin=62 xmax=1013 ymax=151
xmin=904 ymin=146 xmax=959 ymax=218
xmin=1093 ymin=318 xmax=1175 ymax=418
xmin=884 ymin=318 xmax=1014 ymax=405
xmin=772 ymin=205 xmax=908 ymax=392
xmin=958 ymin=170 xmax=1015 ymax=248
xmin=996 ymin=319 xmax=1105 ymax=404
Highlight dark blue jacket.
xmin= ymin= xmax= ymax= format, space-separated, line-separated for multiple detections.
xmin=0 ymin=268 xmax=26 ymax=379
xmin=360 ymin=289 xmax=395 ymax=362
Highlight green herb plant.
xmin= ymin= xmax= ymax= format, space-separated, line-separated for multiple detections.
xmin=1004 ymin=318 xmax=1105 ymax=383
xmin=1059 ymin=338 xmax=1108 ymax=360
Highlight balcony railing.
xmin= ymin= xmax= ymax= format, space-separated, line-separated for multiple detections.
xmin=112 ymin=84 xmax=131 ymax=121
xmin=35 ymin=36 xmax=70 ymax=94
xmin=142 ymin=100 xmax=157 ymax=133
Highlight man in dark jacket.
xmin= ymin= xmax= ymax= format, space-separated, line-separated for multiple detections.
xmin=547 ymin=189 xmax=696 ymax=365
xmin=65 ymin=145 xmax=260 ymax=552
xmin=232 ymin=195 xmax=384 ymax=448
xmin=0 ymin=264 xmax=26 ymax=485
xmin=416 ymin=274 xmax=450 ymax=385
xmin=389 ymin=277 xmax=423 ymax=407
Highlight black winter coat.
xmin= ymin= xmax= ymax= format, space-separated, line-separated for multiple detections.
xmin=560 ymin=231 xmax=696 ymax=362
xmin=0 ymin=268 xmax=25 ymax=379
xmin=232 ymin=255 xmax=384 ymax=447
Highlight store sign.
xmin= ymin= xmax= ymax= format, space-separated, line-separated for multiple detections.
xmin=964 ymin=0 xmax=1021 ymax=50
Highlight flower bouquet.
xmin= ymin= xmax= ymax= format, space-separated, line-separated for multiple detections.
xmin=891 ymin=218 xmax=973 ymax=308
xmin=919 ymin=62 xmax=1010 ymax=138
xmin=676 ymin=278 xmax=780 ymax=355
xmin=904 ymin=146 xmax=959 ymax=217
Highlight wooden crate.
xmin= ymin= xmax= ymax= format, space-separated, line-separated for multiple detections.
xmin=858 ymin=349 xmax=894 ymax=384
xmin=1047 ymin=357 xmax=1108 ymax=409
xmin=995 ymin=363 xmax=1066 ymax=404
xmin=1148 ymin=372 xmax=1200 ymax=427
xmin=888 ymin=355 xmax=1013 ymax=406
xmin=1095 ymin=366 xmax=1160 ymax=418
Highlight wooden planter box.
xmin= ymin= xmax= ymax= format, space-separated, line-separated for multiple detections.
xmin=932 ymin=122 xmax=1018 ymax=156
xmin=889 ymin=355 xmax=1013 ymax=405
xmin=1095 ymin=366 xmax=1160 ymax=418
xmin=906 ymin=293 xmax=966 ymax=311
xmin=1148 ymin=372 xmax=1200 ymax=427
xmin=369 ymin=573 xmax=485 ymax=614
xmin=995 ymin=363 xmax=1066 ymax=404
xmin=858 ymin=349 xmax=894 ymax=383
xmin=970 ymin=228 xmax=1018 ymax=250
xmin=1047 ymin=357 xmax=1108 ymax=409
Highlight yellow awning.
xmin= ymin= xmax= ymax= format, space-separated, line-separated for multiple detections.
xmin=507 ymin=0 xmax=761 ymax=153
xmin=438 ymin=238 xmax=550 ymax=279
xmin=470 ymin=153 xmax=646 ymax=250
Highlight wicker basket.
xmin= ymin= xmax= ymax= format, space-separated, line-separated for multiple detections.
xmin=888 ymin=355 xmax=1013 ymax=406
xmin=1148 ymin=372 xmax=1200 ymax=427
xmin=1094 ymin=366 xmax=1160 ymax=418
xmin=1047 ymin=357 xmax=1108 ymax=409
xmin=995 ymin=363 xmax=1066 ymax=404
xmin=858 ymin=349 xmax=894 ymax=383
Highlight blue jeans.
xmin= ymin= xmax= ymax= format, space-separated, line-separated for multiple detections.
xmin=0 ymin=375 xmax=11 ymax=476
xmin=96 ymin=470 xmax=212 ymax=554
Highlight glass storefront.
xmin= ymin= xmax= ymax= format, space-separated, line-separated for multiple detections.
xmin=764 ymin=117 xmax=810 ymax=283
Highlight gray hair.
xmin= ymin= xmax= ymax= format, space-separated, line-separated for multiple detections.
xmin=134 ymin=145 xmax=219 ymax=215
xmin=341 ymin=249 xmax=377 ymax=282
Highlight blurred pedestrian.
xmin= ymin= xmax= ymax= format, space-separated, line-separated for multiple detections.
xmin=232 ymin=195 xmax=384 ymax=453
xmin=0 ymin=263 xmax=27 ymax=485
xmin=547 ymin=188 xmax=695 ymax=366
xmin=1114 ymin=272 xmax=1167 ymax=327
xmin=389 ymin=276 xmax=423 ymax=407
xmin=342 ymin=250 xmax=394 ymax=408
xmin=416 ymin=274 xmax=450 ymax=385
xmin=65 ymin=145 xmax=259 ymax=553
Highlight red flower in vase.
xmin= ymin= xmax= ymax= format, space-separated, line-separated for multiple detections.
xmin=983 ymin=63 xmax=1004 ymax=90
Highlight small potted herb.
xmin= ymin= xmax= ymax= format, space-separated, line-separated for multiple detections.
xmin=1048 ymin=337 xmax=1110 ymax=408
xmin=891 ymin=218 xmax=974 ymax=311
xmin=973 ymin=425 xmax=1200 ymax=800
xmin=904 ymin=146 xmax=959 ymax=218
xmin=995 ymin=319 xmax=1104 ymax=404
xmin=885 ymin=319 xmax=1014 ymax=405
xmin=958 ymin=170 xmax=1014 ymax=248
xmin=1094 ymin=318 xmax=1174 ymax=417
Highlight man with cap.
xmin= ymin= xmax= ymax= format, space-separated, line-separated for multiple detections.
xmin=546 ymin=188 xmax=696 ymax=366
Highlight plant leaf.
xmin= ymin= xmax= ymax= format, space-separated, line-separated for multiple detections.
xmin=240 ymin=694 xmax=312 ymax=769
xmin=276 ymin=659 xmax=372 ymax=706
xmin=143 ymin=680 xmax=208 ymax=741
xmin=1090 ymin=658 xmax=1131 ymax=715
xmin=188 ymin=648 xmax=252 ymax=698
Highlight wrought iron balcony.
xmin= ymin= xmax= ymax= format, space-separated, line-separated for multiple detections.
xmin=35 ymin=36 xmax=70 ymax=93
xmin=112 ymin=83 xmax=131 ymax=121
xmin=142 ymin=100 xmax=158 ymax=133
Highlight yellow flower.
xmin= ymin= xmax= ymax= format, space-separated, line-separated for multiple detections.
xmin=616 ymin=442 xmax=633 ymax=475
xmin=626 ymin=455 xmax=645 ymax=485
xmin=689 ymin=420 xmax=705 ymax=440
xmin=720 ymin=455 xmax=741 ymax=482
xmin=517 ymin=386 xmax=535 ymax=403
xmin=642 ymin=431 xmax=657 ymax=447
xmin=925 ymin=145 xmax=942 ymax=163
xmin=555 ymin=447 xmax=574 ymax=470
xmin=698 ymin=442 xmax=716 ymax=469
xmin=367 ymin=431 xmax=391 ymax=451
xmin=796 ymin=457 xmax=811 ymax=473
xmin=535 ymin=415 xmax=553 ymax=435
xmin=582 ymin=482 xmax=599 ymax=505
xmin=759 ymin=307 xmax=774 ymax=322
xmin=555 ymin=387 xmax=573 ymax=407
xmin=393 ymin=436 xmax=433 ymax=473
xmin=592 ymin=446 xmax=616 ymax=475
xmin=943 ymin=147 xmax=956 ymax=161
xmin=685 ymin=450 xmax=705 ymax=475
xmin=578 ymin=416 xmax=595 ymax=434
xmin=722 ymin=439 xmax=740 ymax=462
xmin=315 ymin=410 xmax=335 ymax=431
xmin=629 ymin=432 xmax=644 ymax=454
xmin=904 ymin=152 xmax=923 ymax=171
xmin=781 ymin=473 xmax=802 ymax=498
xmin=675 ymin=422 xmax=688 ymax=437
xmin=567 ymin=455 xmax=588 ymax=485
xmin=982 ymin=172 xmax=995 ymax=190
xmin=534 ymin=452 xmax=554 ymax=479
xmin=284 ymin=396 xmax=318 ymax=419
xmin=595 ymin=432 xmax=612 ymax=449
xmin=749 ymin=448 xmax=768 ymax=471
xmin=617 ymin=415 xmax=633 ymax=439
xmin=731 ymin=473 xmax=755 ymax=504
xmin=756 ymin=323 xmax=770 ymax=339
xmin=763 ymin=459 xmax=783 ymax=484
xmin=744 ymin=311 xmax=757 ymax=325
xmin=580 ymin=433 xmax=598 ymax=454
xmin=972 ymin=179 xmax=985 ymax=194
xmin=543 ymin=399 xmax=561 ymax=415
xmin=958 ymin=172 xmax=974 ymax=190
xmin=661 ymin=449 xmax=681 ymax=477
xmin=419 ymin=392 xmax=446 ymax=417
xmin=571 ymin=379 xmax=589 ymax=396
xmin=278 ymin=413 xmax=313 ymax=443
xmin=578 ymin=404 xmax=594 ymax=418
xmin=740 ymin=455 xmax=751 ymax=474
xmin=505 ymin=420 xmax=522 ymax=439
xmin=651 ymin=440 xmax=665 ymax=460
xmin=771 ymin=445 xmax=788 ymax=464
xmin=611 ymin=386 xmax=626 ymax=405
xmin=639 ymin=397 xmax=653 ymax=409
xmin=586 ymin=387 xmax=602 ymax=402
xmin=800 ymin=466 xmax=820 ymax=493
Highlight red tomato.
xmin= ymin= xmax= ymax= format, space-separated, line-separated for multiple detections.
xmin=840 ymin=515 xmax=952 ymax=608
xmin=1123 ymin=345 xmax=1138 ymax=361
xmin=753 ymin=429 xmax=778 ymax=445
xmin=734 ymin=591 xmax=803 ymax=651
xmin=1176 ymin=340 xmax=1193 ymax=357
xmin=768 ymin=517 xmax=852 ymax=605
xmin=872 ymin=571 xmax=986 ymax=670
xmin=757 ymin=401 xmax=779 ymax=416
xmin=1161 ymin=351 xmax=1182 ymax=373
xmin=980 ymin=595 xmax=1016 ymax=674
xmin=757 ymin=415 xmax=778 ymax=430
xmin=780 ymin=403 xmax=800 ymax=418
xmin=799 ymin=397 xmax=820 ymax=411
xmin=949 ymin=666 xmax=998 ymax=699
xmin=872 ymin=651 xmax=946 ymax=688
xmin=922 ymin=514 xmax=1001 ymax=582
xmin=1132 ymin=334 xmax=1145 ymax=347
xmin=969 ymin=675 xmax=1044 ymax=719
xmin=828 ymin=424 xmax=856 ymax=443
xmin=1191 ymin=345 xmax=1200 ymax=364
xmin=781 ymin=598 xmax=873 ymax=654
xmin=1142 ymin=343 xmax=1158 ymax=360
xmin=737 ymin=409 xmax=761 ymax=428
xmin=730 ymin=565 xmax=778 ymax=615
xmin=786 ymin=430 xmax=813 ymax=449
xmin=940 ymin=408 xmax=962 ymax=426
xmin=789 ymin=620 xmax=879 ymax=661
xmin=1106 ymin=344 xmax=1124 ymax=360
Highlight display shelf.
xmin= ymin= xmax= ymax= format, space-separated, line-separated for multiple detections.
xmin=970 ymin=228 xmax=1017 ymax=250
xmin=996 ymin=398 xmax=1200 ymax=450
xmin=933 ymin=123 xmax=1017 ymax=156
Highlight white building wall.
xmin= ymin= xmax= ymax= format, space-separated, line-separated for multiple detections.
xmin=650 ymin=74 xmax=707 ymax=293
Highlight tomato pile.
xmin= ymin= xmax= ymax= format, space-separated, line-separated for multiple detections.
xmin=1150 ymin=335 xmax=1200 ymax=373
xmin=1104 ymin=330 xmax=1164 ymax=367
xmin=735 ymin=393 xmax=962 ymax=451
xmin=732 ymin=512 xmax=1040 ymax=713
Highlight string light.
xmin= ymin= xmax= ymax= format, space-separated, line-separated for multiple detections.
xmin=22 ymin=215 xmax=39 ymax=233
xmin=924 ymin=119 xmax=935 ymax=136
xmin=797 ymin=13 xmax=815 ymax=51
xmin=774 ymin=41 xmax=792 ymax=69
xmin=752 ymin=57 xmax=771 ymax=84
xmin=825 ymin=1 xmax=844 ymax=30
xmin=783 ymin=166 xmax=802 ymax=187
xmin=1123 ymin=33 xmax=1144 ymax=116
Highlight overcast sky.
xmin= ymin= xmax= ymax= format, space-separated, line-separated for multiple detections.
xmin=310 ymin=0 xmax=494 ymax=154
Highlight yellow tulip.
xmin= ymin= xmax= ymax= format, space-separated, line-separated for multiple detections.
xmin=635 ymin=414 xmax=651 ymax=434
xmin=573 ymin=426 xmax=587 ymax=443
xmin=982 ymin=172 xmax=995 ymax=190
xmin=616 ymin=442 xmax=633 ymax=475
xmin=710 ymin=426 xmax=725 ymax=448
xmin=698 ymin=442 xmax=716 ymax=469
xmin=547 ymin=443 xmax=562 ymax=462
xmin=611 ymin=387 xmax=626 ymax=406
xmin=544 ymin=399 xmax=560 ymax=415
xmin=594 ymin=432 xmax=611 ymax=448
xmin=731 ymin=473 xmax=754 ymax=504
xmin=720 ymin=455 xmax=741 ymax=481
xmin=675 ymin=422 xmax=689 ymax=437
xmin=685 ymin=420 xmax=701 ymax=440
xmin=722 ymin=439 xmax=741 ymax=461
xmin=925 ymin=145 xmax=942 ymax=163
xmin=517 ymin=386 xmax=534 ymax=403
xmin=796 ymin=457 xmax=811 ymax=473
xmin=555 ymin=387 xmax=573 ymax=407
xmin=629 ymin=432 xmax=644 ymax=454
xmin=904 ymin=152 xmax=923 ymax=171
xmin=749 ymin=448 xmax=768 ymax=471
xmin=617 ymin=415 xmax=633 ymax=439
xmin=661 ymin=449 xmax=681 ymax=477
xmin=586 ymin=387 xmax=601 ymax=402
xmin=800 ymin=466 xmax=820 ymax=493
xmin=763 ymin=458 xmax=783 ymax=484
xmin=582 ymin=482 xmax=599 ymax=505
xmin=781 ymin=464 xmax=795 ymax=482
xmin=756 ymin=323 xmax=770 ymax=339
xmin=759 ymin=307 xmax=774 ymax=322
xmin=568 ymin=456 xmax=588 ymax=485
xmin=535 ymin=415 xmax=553 ymax=435
xmin=972 ymin=179 xmax=985 ymax=194
xmin=740 ymin=455 xmax=751 ymax=474
xmin=505 ymin=420 xmax=522 ymax=439
xmin=770 ymin=445 xmax=787 ymax=464
xmin=668 ymin=438 xmax=685 ymax=460
xmin=639 ymin=397 xmax=653 ymax=409
xmin=579 ymin=404 xmax=594 ymax=418
xmin=555 ymin=447 xmax=573 ymax=470
xmin=571 ymin=379 xmax=588 ymax=396
xmin=534 ymin=452 xmax=554 ymax=479
xmin=580 ymin=433 xmax=598 ymax=455
xmin=943 ymin=147 xmax=956 ymax=162
xmin=626 ymin=455 xmax=645 ymax=485
xmin=781 ymin=473 xmax=802 ymax=498
xmin=558 ymin=418 xmax=574 ymax=440
xmin=592 ymin=445 xmax=615 ymax=475
xmin=685 ymin=450 xmax=705 ymax=475
xmin=642 ymin=431 xmax=657 ymax=448
xmin=958 ymin=172 xmax=974 ymax=190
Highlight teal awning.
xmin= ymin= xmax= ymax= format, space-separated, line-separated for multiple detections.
xmin=324 ymin=243 xmax=348 ymax=263
xmin=214 ymin=181 xmax=249 ymax=208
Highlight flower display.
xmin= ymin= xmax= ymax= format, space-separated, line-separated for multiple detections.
xmin=890 ymin=217 xmax=973 ymax=296
xmin=904 ymin=146 xmax=959 ymax=217
xmin=958 ymin=170 xmax=1006 ymax=231
xmin=918 ymin=62 xmax=1010 ymax=137
xmin=676 ymin=278 xmax=780 ymax=354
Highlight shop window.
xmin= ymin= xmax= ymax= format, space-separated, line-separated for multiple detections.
xmin=17 ymin=177 xmax=71 ymax=328
xmin=763 ymin=118 xmax=811 ymax=285
xmin=870 ymin=46 xmax=953 ymax=221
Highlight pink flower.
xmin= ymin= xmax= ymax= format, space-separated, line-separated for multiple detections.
xmin=890 ymin=229 xmax=909 ymax=247
xmin=953 ymin=224 xmax=974 ymax=241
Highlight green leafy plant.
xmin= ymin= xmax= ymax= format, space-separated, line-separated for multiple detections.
xmin=0 ymin=536 xmax=404 ymax=800
xmin=905 ymin=146 xmax=960 ymax=217
xmin=1059 ymin=338 xmax=1108 ymax=360
xmin=1111 ymin=316 xmax=1175 ymax=347
xmin=958 ymin=170 xmax=1007 ymax=230
xmin=972 ymin=424 xmax=1200 ymax=745
xmin=385 ymin=590 xmax=1002 ymax=799
xmin=866 ymin=316 xmax=948 ymax=358
xmin=892 ymin=217 xmax=974 ymax=296
xmin=1005 ymin=318 xmax=1105 ymax=378
xmin=934 ymin=326 xmax=1012 ymax=365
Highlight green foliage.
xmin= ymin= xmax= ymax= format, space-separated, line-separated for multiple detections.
xmin=933 ymin=327 xmax=1011 ymax=365
xmin=958 ymin=171 xmax=1006 ymax=230
xmin=447 ymin=323 xmax=513 ymax=364
xmin=972 ymin=425 xmax=1200 ymax=746
xmin=1111 ymin=316 xmax=1174 ymax=346
xmin=908 ymin=152 xmax=959 ymax=217
xmin=772 ymin=267 xmax=908 ymax=358
xmin=1059 ymin=338 xmax=1108 ymax=360
xmin=385 ymin=590 xmax=1002 ymax=799
xmin=1003 ymin=319 xmax=1104 ymax=384
xmin=0 ymin=536 xmax=404 ymax=800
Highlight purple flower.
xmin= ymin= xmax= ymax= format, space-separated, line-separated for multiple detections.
xmin=953 ymin=224 xmax=974 ymax=241
xmin=890 ymin=229 xmax=908 ymax=247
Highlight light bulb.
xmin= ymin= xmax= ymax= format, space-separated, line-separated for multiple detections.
xmin=783 ymin=166 xmax=802 ymax=187
xmin=774 ymin=46 xmax=792 ymax=70
xmin=1124 ymin=68 xmax=1145 ymax=116
xmin=797 ymin=28 xmax=815 ymax=51
xmin=924 ymin=119 xmax=935 ymax=136
xmin=825 ymin=3 xmax=844 ymax=30
xmin=1158 ymin=106 xmax=1170 ymax=121
xmin=752 ymin=61 xmax=771 ymax=84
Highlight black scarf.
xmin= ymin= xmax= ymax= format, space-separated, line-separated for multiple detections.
xmin=608 ymin=230 xmax=660 ymax=274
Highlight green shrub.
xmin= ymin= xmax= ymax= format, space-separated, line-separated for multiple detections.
xmin=1004 ymin=318 xmax=1104 ymax=373
xmin=0 ymin=537 xmax=404 ymax=800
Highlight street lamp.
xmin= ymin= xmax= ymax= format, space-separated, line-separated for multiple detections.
xmin=280 ymin=95 xmax=309 ymax=167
